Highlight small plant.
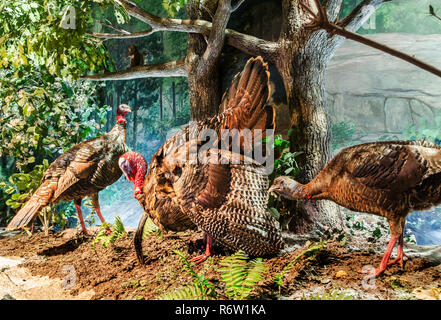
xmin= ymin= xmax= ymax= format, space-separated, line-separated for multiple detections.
xmin=91 ymin=216 xmax=126 ymax=250
xmin=266 ymin=134 xmax=302 ymax=221
xmin=274 ymin=241 xmax=325 ymax=289
xmin=158 ymin=250 xmax=216 ymax=300
xmin=305 ymin=289 xmax=354 ymax=300
xmin=141 ymin=217 xmax=161 ymax=239
xmin=219 ymin=250 xmax=267 ymax=300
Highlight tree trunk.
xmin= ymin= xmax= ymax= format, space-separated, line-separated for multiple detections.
xmin=275 ymin=1 xmax=344 ymax=234
xmin=133 ymin=92 xmax=138 ymax=149
xmin=186 ymin=0 xmax=221 ymax=121
xmin=171 ymin=81 xmax=176 ymax=118
xmin=159 ymin=81 xmax=163 ymax=121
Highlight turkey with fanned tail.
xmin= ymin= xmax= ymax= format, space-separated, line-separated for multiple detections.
xmin=119 ymin=57 xmax=285 ymax=264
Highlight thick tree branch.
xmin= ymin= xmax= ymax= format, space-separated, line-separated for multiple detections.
xmin=325 ymin=0 xmax=344 ymax=22
xmin=112 ymin=0 xmax=279 ymax=61
xmin=82 ymin=60 xmax=187 ymax=81
xmin=197 ymin=0 xmax=232 ymax=77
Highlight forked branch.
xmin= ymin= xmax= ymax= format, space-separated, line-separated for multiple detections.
xmin=300 ymin=0 xmax=441 ymax=79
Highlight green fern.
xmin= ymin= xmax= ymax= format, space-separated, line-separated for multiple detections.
xmin=91 ymin=216 xmax=126 ymax=251
xmin=305 ymin=289 xmax=354 ymax=300
xmin=219 ymin=250 xmax=267 ymax=300
xmin=141 ymin=217 xmax=160 ymax=240
xmin=274 ymin=241 xmax=325 ymax=287
xmin=157 ymin=250 xmax=216 ymax=300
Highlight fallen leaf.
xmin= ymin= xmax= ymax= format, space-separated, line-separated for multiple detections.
xmin=335 ymin=270 xmax=348 ymax=278
xmin=412 ymin=287 xmax=441 ymax=300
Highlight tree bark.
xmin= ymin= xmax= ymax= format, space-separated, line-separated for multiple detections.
xmin=275 ymin=0 xmax=344 ymax=234
xmin=133 ymin=91 xmax=138 ymax=149
xmin=159 ymin=81 xmax=163 ymax=121
xmin=186 ymin=0 xmax=221 ymax=121
xmin=171 ymin=81 xmax=176 ymax=118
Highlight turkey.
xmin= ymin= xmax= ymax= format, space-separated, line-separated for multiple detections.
xmin=6 ymin=104 xmax=131 ymax=236
xmin=119 ymin=57 xmax=285 ymax=264
xmin=268 ymin=139 xmax=441 ymax=277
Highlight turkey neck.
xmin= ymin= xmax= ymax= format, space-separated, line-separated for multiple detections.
xmin=108 ymin=121 xmax=127 ymax=147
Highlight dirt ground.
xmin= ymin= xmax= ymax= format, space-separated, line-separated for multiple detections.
xmin=0 ymin=228 xmax=440 ymax=300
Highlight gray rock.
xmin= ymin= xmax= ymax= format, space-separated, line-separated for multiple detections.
xmin=384 ymin=98 xmax=412 ymax=132
xmin=327 ymin=33 xmax=441 ymax=133
xmin=410 ymin=99 xmax=435 ymax=127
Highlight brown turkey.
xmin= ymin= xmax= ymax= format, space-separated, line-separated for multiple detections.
xmin=6 ymin=104 xmax=131 ymax=236
xmin=269 ymin=139 xmax=441 ymax=277
xmin=119 ymin=57 xmax=285 ymax=264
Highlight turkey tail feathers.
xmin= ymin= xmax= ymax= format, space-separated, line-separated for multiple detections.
xmin=134 ymin=213 xmax=148 ymax=264
xmin=219 ymin=56 xmax=271 ymax=127
xmin=6 ymin=181 xmax=54 ymax=231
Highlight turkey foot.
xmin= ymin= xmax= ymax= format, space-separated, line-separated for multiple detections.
xmin=358 ymin=234 xmax=401 ymax=278
xmin=386 ymin=234 xmax=408 ymax=268
xmin=189 ymin=233 xmax=213 ymax=264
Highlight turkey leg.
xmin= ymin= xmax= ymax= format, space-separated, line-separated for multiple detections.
xmin=387 ymin=232 xmax=408 ymax=268
xmin=74 ymin=198 xmax=89 ymax=236
xmin=189 ymin=233 xmax=214 ymax=264
xmin=360 ymin=234 xmax=400 ymax=278
xmin=91 ymin=193 xmax=111 ymax=234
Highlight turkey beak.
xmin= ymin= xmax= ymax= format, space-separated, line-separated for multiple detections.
xmin=268 ymin=184 xmax=280 ymax=199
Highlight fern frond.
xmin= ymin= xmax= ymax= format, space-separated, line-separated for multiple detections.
xmin=274 ymin=241 xmax=326 ymax=287
xmin=141 ymin=217 xmax=159 ymax=240
xmin=158 ymin=250 xmax=216 ymax=300
xmin=158 ymin=282 xmax=215 ymax=300
xmin=219 ymin=251 xmax=267 ymax=300
xmin=91 ymin=216 xmax=126 ymax=251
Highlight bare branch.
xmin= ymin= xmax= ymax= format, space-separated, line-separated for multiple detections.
xmin=95 ymin=19 xmax=131 ymax=34
xmin=87 ymin=29 xmax=156 ymax=40
xmin=82 ymin=60 xmax=187 ymax=81
xmin=231 ymin=0 xmax=245 ymax=12
xmin=197 ymin=0 xmax=233 ymax=77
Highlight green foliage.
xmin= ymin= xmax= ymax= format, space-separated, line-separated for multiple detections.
xmin=0 ymin=0 xmax=122 ymax=79
xmin=402 ymin=109 xmax=441 ymax=145
xmin=0 ymin=159 xmax=49 ymax=210
xmin=91 ymin=216 xmax=126 ymax=250
xmin=158 ymin=250 xmax=216 ymax=300
xmin=219 ymin=250 xmax=267 ymax=300
xmin=331 ymin=121 xmax=358 ymax=151
xmin=162 ymin=0 xmax=196 ymax=17
xmin=305 ymin=289 xmax=354 ymax=300
xmin=141 ymin=217 xmax=160 ymax=239
xmin=274 ymin=242 xmax=325 ymax=288
xmin=268 ymin=135 xmax=302 ymax=185
xmin=0 ymin=67 xmax=108 ymax=169
xmin=266 ymin=134 xmax=302 ymax=220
